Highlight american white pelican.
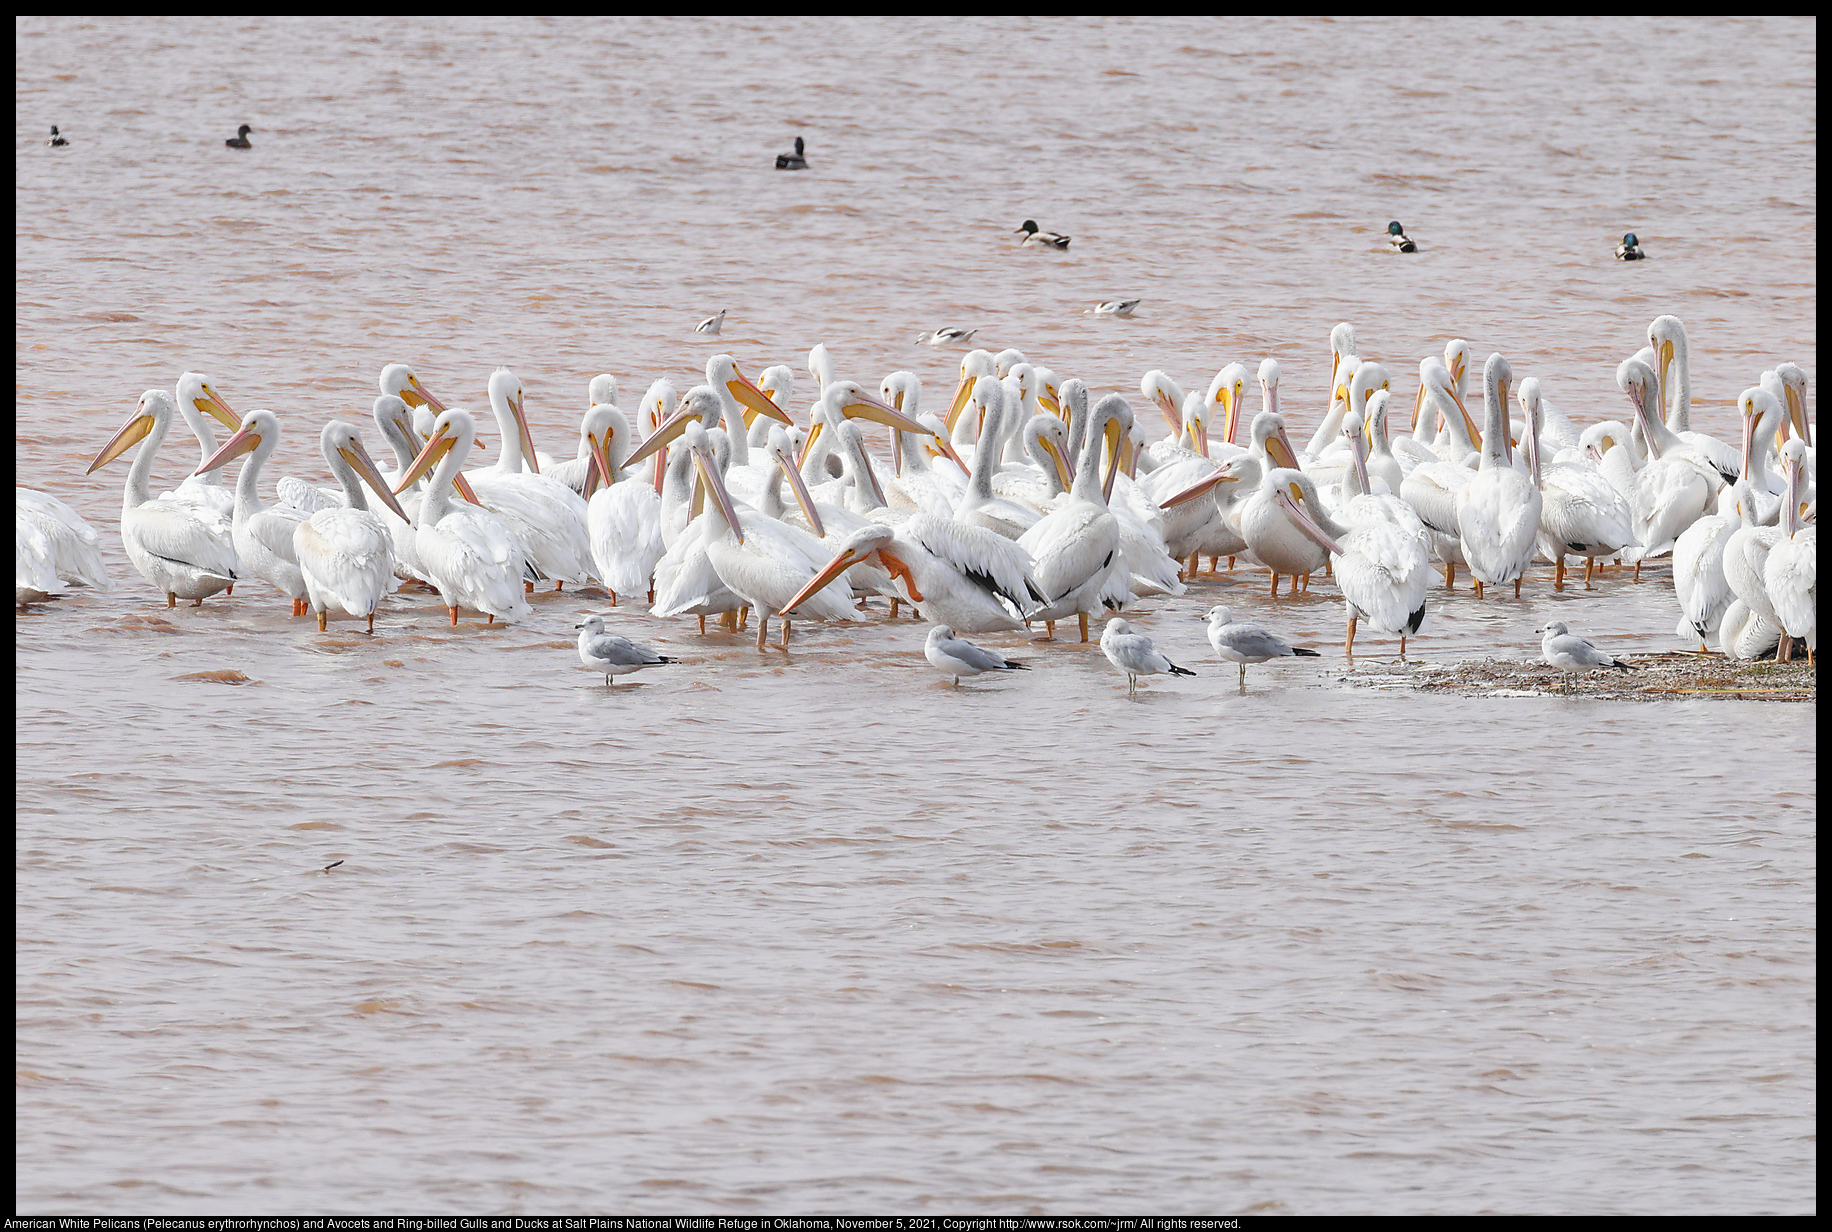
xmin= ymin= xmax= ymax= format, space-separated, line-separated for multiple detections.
xmin=695 ymin=309 xmax=727 ymax=335
xmin=1618 ymin=356 xmax=1721 ymax=567
xmin=1455 ymin=353 xmax=1541 ymax=598
xmin=1139 ymin=369 xmax=1192 ymax=445
xmin=1200 ymin=605 xmax=1320 ymax=685
xmin=638 ymin=378 xmax=680 ymax=521
xmin=1774 ymin=362 xmax=1812 ymax=455
xmin=1362 ymin=390 xmax=1406 ymax=494
xmin=1713 ymin=380 xmax=1788 ymax=521
xmin=953 ymin=378 xmax=1041 ymax=540
xmin=86 ymin=390 xmax=240 ymax=606
xmin=676 ymin=418 xmax=859 ymax=651
xmin=925 ymin=625 xmax=1028 ymax=685
xmin=582 ymin=403 xmax=665 ymax=606
xmin=392 ymin=407 xmax=532 ymax=626
xmin=1579 ymin=420 xmax=1645 ymax=543
xmin=1211 ymin=409 xmax=1304 ymax=548
xmin=758 ymin=423 xmax=902 ymax=607
xmin=1717 ymin=598 xmax=1783 ymax=661
xmin=17 ymin=513 xmax=59 ymax=607
xmin=294 ymin=422 xmax=409 ymax=632
xmin=1330 ymin=412 xmax=1432 ymax=656
xmin=1671 ymin=480 xmax=1749 ymax=650
xmin=1202 ymin=362 xmax=1253 ymax=461
xmin=225 ymin=124 xmax=252 ymax=149
xmin=1240 ymin=467 xmax=1345 ymax=595
xmin=575 ymin=615 xmax=679 ymax=685
xmin=1386 ymin=221 xmax=1416 ymax=252
xmin=694 ymin=354 xmax=794 ymax=502
xmin=195 ymin=408 xmax=317 ymax=614
xmin=537 ymin=373 xmax=618 ymax=494
xmin=792 ymin=380 xmax=932 ymax=508
xmin=1763 ymin=440 xmax=1814 ymax=663
xmin=994 ymin=409 xmax=1075 ymax=515
xmin=377 ymin=362 xmax=448 ymax=439
xmin=775 ymin=136 xmax=808 ymax=170
xmin=790 ymin=512 xmax=1042 ymax=635
xmin=367 ymin=393 xmax=446 ymax=585
xmin=1090 ymin=299 xmax=1141 ymax=317
xmin=1616 ymin=233 xmax=1646 ymax=260
xmin=1648 ymin=315 xmax=1741 ymax=483
xmin=1053 ymin=386 xmax=1186 ymax=601
xmin=1100 ymin=618 xmax=1195 ymax=696
xmin=879 ymin=372 xmax=958 ymax=515
xmin=1538 ymin=622 xmax=1631 ymax=689
xmin=1304 ymin=324 xmax=1360 ymax=458
xmin=1139 ymin=399 xmax=1236 ymax=575
xmin=999 ymin=364 xmax=1047 ymax=464
xmin=1443 ymin=339 xmax=1472 ymax=408
xmin=1017 ymin=393 xmax=1129 ymax=642
xmin=1015 ymin=220 xmax=1070 ymax=248
xmin=649 ymin=425 xmax=745 ymax=636
xmin=466 ymin=368 xmax=594 ymax=591
xmin=944 ymin=349 xmax=998 ymax=442
xmin=1719 ymin=474 xmax=1786 ymax=662
xmin=1517 ymin=377 xmax=1634 ymax=591
xmin=15 ymin=488 xmax=111 ymax=596
xmin=916 ymin=328 xmax=978 ymax=345
xmin=1308 ymin=360 xmax=1390 ymax=477
xmin=158 ymin=371 xmax=244 ymax=520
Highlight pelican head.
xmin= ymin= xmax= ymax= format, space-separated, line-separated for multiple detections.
xmin=1257 ymin=357 xmax=1281 ymax=421
xmin=807 ymin=343 xmax=835 ymax=393
xmin=624 ymin=384 xmax=728 ymax=468
xmin=948 ymin=350 xmax=997 ymax=430
xmin=321 ymin=420 xmax=410 ymax=523
xmin=587 ymin=373 xmax=619 ymax=408
xmin=88 ymin=388 xmax=176 ymax=473
xmin=378 ymin=363 xmax=447 ymax=415
xmin=578 ymin=403 xmax=630 ymax=498
xmin=486 ymin=367 xmax=541 ymax=473
xmin=174 ymin=371 xmax=243 ymax=434
xmin=1207 ymin=362 xmax=1250 ymax=446
xmin=1140 ymin=370 xmax=1186 ymax=436
xmin=776 ymin=523 xmax=914 ymax=617
xmin=1442 ymin=340 xmax=1470 ymax=395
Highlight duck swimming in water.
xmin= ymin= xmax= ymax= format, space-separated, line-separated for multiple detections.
xmin=1016 ymin=220 xmax=1071 ymax=249
xmin=1386 ymin=221 xmax=1416 ymax=253
xmin=776 ymin=136 xmax=807 ymax=170
xmin=225 ymin=124 xmax=253 ymax=149
xmin=47 ymin=126 xmax=68 ymax=147
xmin=1616 ymin=232 xmax=1646 ymax=260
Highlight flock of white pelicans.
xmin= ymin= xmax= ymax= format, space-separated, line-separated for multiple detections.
xmin=16 ymin=314 xmax=1817 ymax=694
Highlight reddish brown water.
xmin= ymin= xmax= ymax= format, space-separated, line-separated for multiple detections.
xmin=16 ymin=16 xmax=1815 ymax=1215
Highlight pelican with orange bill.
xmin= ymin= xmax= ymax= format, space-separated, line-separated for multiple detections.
xmin=391 ymin=407 xmax=533 ymax=625
xmin=194 ymin=409 xmax=313 ymax=616
xmin=295 ymin=421 xmax=411 ymax=633
xmin=87 ymin=389 xmax=240 ymax=607
xmin=664 ymin=414 xmax=861 ymax=651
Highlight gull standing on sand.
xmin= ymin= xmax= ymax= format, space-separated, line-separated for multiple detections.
xmin=575 ymin=615 xmax=678 ymax=685
xmin=1100 ymin=618 xmax=1195 ymax=696
xmin=1201 ymin=605 xmax=1321 ymax=685
xmin=924 ymin=625 xmax=1028 ymax=686
xmin=1538 ymin=621 xmax=1632 ymax=690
